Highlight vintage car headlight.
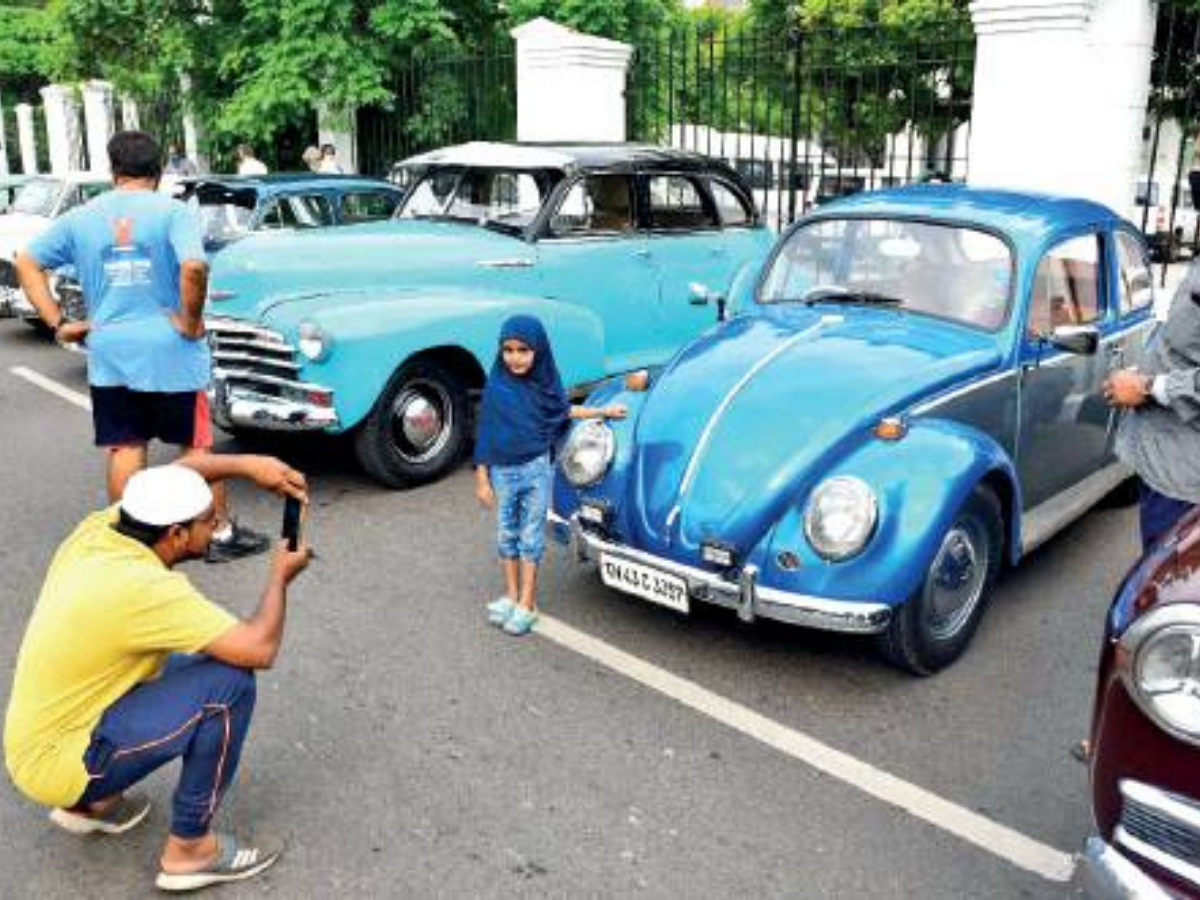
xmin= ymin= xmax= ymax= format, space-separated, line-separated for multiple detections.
xmin=803 ymin=476 xmax=878 ymax=561
xmin=297 ymin=322 xmax=332 ymax=362
xmin=1120 ymin=605 xmax=1200 ymax=745
xmin=560 ymin=420 xmax=615 ymax=487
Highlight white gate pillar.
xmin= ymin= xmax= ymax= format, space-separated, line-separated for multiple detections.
xmin=317 ymin=103 xmax=357 ymax=173
xmin=16 ymin=103 xmax=38 ymax=174
xmin=512 ymin=18 xmax=633 ymax=142
xmin=968 ymin=0 xmax=1155 ymax=212
xmin=40 ymin=83 xmax=85 ymax=174
xmin=120 ymin=96 xmax=140 ymax=131
xmin=0 ymin=93 xmax=9 ymax=178
xmin=81 ymin=80 xmax=115 ymax=174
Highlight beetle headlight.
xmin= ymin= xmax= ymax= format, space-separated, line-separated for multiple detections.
xmin=560 ymin=420 xmax=615 ymax=487
xmin=1120 ymin=605 xmax=1200 ymax=746
xmin=298 ymin=322 xmax=331 ymax=362
xmin=803 ymin=476 xmax=877 ymax=561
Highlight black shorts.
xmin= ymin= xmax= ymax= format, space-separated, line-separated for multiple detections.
xmin=90 ymin=386 xmax=213 ymax=449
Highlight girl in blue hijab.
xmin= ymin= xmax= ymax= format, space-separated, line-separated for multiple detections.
xmin=474 ymin=315 xmax=625 ymax=635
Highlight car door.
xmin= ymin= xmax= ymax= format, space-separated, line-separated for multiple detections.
xmin=1016 ymin=231 xmax=1114 ymax=509
xmin=534 ymin=173 xmax=662 ymax=374
xmin=1104 ymin=229 xmax=1158 ymax=457
xmin=639 ymin=172 xmax=731 ymax=353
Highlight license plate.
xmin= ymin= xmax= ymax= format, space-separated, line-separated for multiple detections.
xmin=599 ymin=553 xmax=689 ymax=614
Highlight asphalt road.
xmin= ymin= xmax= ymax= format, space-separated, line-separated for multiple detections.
xmin=0 ymin=320 xmax=1138 ymax=898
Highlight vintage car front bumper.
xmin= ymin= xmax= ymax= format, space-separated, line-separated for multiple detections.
xmin=1079 ymin=836 xmax=1174 ymax=900
xmin=551 ymin=512 xmax=892 ymax=634
xmin=210 ymin=374 xmax=340 ymax=432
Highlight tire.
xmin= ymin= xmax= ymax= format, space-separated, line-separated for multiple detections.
xmin=877 ymin=485 xmax=1003 ymax=675
xmin=354 ymin=359 xmax=470 ymax=488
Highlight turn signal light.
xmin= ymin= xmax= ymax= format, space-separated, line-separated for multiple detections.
xmin=873 ymin=417 xmax=908 ymax=441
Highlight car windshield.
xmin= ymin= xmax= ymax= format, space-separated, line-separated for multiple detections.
xmin=184 ymin=185 xmax=258 ymax=245
xmin=759 ymin=217 xmax=1013 ymax=330
xmin=11 ymin=178 xmax=64 ymax=217
xmin=397 ymin=167 xmax=559 ymax=231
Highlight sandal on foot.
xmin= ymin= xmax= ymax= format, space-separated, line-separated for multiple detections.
xmin=487 ymin=596 xmax=515 ymax=626
xmin=49 ymin=792 xmax=151 ymax=835
xmin=155 ymin=831 xmax=283 ymax=892
xmin=503 ymin=606 xmax=539 ymax=636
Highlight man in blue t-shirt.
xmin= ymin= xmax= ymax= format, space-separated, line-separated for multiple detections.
xmin=16 ymin=131 xmax=267 ymax=562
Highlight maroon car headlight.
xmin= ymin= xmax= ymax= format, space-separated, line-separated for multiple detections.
xmin=1118 ymin=604 xmax=1200 ymax=746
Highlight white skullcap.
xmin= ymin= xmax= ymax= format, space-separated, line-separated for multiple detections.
xmin=120 ymin=465 xmax=214 ymax=526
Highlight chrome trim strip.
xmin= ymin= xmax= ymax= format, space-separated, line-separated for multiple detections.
xmin=213 ymin=366 xmax=331 ymax=394
xmin=910 ymin=369 xmax=1015 ymax=416
xmin=569 ymin=517 xmax=891 ymax=635
xmin=475 ymin=257 xmax=535 ymax=268
xmin=666 ymin=315 xmax=837 ymax=532
xmin=1019 ymin=462 xmax=1130 ymax=556
xmin=1121 ymin=780 xmax=1200 ymax=833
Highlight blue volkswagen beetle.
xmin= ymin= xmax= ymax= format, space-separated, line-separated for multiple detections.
xmin=551 ymin=185 xmax=1158 ymax=673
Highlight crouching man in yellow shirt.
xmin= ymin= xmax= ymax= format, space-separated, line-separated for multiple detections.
xmin=3 ymin=454 xmax=309 ymax=892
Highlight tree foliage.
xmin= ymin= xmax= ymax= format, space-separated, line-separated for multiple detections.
xmin=0 ymin=1 xmax=57 ymax=101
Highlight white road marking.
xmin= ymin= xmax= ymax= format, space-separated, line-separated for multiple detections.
xmin=536 ymin=614 xmax=1078 ymax=884
xmin=9 ymin=364 xmax=1078 ymax=884
xmin=10 ymin=366 xmax=92 ymax=411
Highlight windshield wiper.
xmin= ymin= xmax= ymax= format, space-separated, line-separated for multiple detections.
xmin=800 ymin=285 xmax=904 ymax=307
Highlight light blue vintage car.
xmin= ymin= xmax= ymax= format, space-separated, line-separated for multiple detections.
xmin=204 ymin=142 xmax=772 ymax=486
xmin=551 ymin=186 xmax=1158 ymax=673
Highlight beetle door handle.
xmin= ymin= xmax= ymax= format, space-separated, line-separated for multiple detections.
xmin=634 ymin=248 xmax=652 ymax=260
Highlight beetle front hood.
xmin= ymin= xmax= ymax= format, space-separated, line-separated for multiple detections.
xmin=627 ymin=306 xmax=1001 ymax=552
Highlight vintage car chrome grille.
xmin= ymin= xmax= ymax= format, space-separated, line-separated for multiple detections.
xmin=1116 ymin=780 xmax=1200 ymax=888
xmin=207 ymin=316 xmax=303 ymax=399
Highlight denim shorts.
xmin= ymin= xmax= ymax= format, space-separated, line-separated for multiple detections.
xmin=492 ymin=453 xmax=552 ymax=563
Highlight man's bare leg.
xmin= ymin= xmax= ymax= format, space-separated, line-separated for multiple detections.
xmin=107 ymin=445 xmax=148 ymax=502
xmin=161 ymin=832 xmax=220 ymax=873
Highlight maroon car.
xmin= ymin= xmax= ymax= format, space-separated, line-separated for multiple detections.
xmin=1081 ymin=506 xmax=1200 ymax=898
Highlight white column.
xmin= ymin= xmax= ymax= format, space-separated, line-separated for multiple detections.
xmin=16 ymin=103 xmax=38 ymax=174
xmin=512 ymin=18 xmax=633 ymax=142
xmin=968 ymin=0 xmax=1155 ymax=213
xmin=81 ymin=80 xmax=115 ymax=175
xmin=40 ymin=83 xmax=85 ymax=174
xmin=120 ymin=96 xmax=140 ymax=131
xmin=179 ymin=74 xmax=209 ymax=173
xmin=317 ymin=103 xmax=357 ymax=173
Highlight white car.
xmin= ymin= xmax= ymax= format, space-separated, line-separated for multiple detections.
xmin=1129 ymin=174 xmax=1199 ymax=262
xmin=0 ymin=172 xmax=111 ymax=322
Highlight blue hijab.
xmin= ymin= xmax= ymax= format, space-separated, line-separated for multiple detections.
xmin=474 ymin=315 xmax=571 ymax=466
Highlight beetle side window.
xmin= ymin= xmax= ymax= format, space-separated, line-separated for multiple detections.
xmin=645 ymin=175 xmax=718 ymax=230
xmin=1027 ymin=234 xmax=1102 ymax=337
xmin=260 ymin=195 xmax=334 ymax=230
xmin=342 ymin=191 xmax=400 ymax=223
xmin=549 ymin=176 xmax=634 ymax=236
xmin=1115 ymin=231 xmax=1154 ymax=314
xmin=709 ymin=179 xmax=752 ymax=227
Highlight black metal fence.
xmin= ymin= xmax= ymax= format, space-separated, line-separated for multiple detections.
xmin=1139 ymin=0 xmax=1200 ymax=267
xmin=627 ymin=21 xmax=976 ymax=230
xmin=356 ymin=41 xmax=517 ymax=178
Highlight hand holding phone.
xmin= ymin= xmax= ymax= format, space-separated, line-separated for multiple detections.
xmin=282 ymin=495 xmax=304 ymax=551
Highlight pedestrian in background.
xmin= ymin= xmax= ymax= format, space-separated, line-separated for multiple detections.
xmin=1105 ymin=263 xmax=1200 ymax=549
xmin=164 ymin=142 xmax=197 ymax=177
xmin=317 ymin=143 xmax=343 ymax=174
xmin=235 ymin=144 xmax=267 ymax=176
xmin=473 ymin=315 xmax=626 ymax=635
xmin=301 ymin=145 xmax=322 ymax=172
xmin=4 ymin=455 xmax=309 ymax=892
xmin=15 ymin=130 xmax=270 ymax=562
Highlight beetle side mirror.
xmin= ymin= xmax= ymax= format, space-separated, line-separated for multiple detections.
xmin=689 ymin=282 xmax=728 ymax=322
xmin=1049 ymin=324 xmax=1099 ymax=355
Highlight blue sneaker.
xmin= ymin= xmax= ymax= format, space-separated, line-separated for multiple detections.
xmin=503 ymin=606 xmax=539 ymax=636
xmin=487 ymin=596 xmax=515 ymax=626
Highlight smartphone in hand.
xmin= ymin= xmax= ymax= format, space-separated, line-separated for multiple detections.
xmin=281 ymin=496 xmax=303 ymax=551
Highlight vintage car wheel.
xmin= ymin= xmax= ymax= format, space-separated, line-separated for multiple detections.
xmin=354 ymin=360 xmax=469 ymax=488
xmin=878 ymin=485 xmax=1003 ymax=675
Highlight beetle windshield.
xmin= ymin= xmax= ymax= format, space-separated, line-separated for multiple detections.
xmin=183 ymin=184 xmax=258 ymax=247
xmin=397 ymin=167 xmax=561 ymax=231
xmin=11 ymin=178 xmax=64 ymax=217
xmin=760 ymin=217 xmax=1013 ymax=330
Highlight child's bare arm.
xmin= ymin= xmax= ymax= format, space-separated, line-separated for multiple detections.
xmin=474 ymin=465 xmax=495 ymax=509
xmin=570 ymin=403 xmax=626 ymax=421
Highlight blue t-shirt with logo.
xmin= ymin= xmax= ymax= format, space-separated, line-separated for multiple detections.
xmin=28 ymin=190 xmax=210 ymax=392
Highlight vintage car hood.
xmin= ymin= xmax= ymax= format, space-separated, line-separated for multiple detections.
xmin=0 ymin=213 xmax=52 ymax=257
xmin=628 ymin=306 xmax=1002 ymax=551
xmin=207 ymin=219 xmax=535 ymax=319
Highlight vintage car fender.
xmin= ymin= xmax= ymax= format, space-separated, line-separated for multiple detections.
xmin=260 ymin=286 xmax=607 ymax=431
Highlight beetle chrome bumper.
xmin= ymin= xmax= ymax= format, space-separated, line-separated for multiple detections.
xmin=1079 ymin=837 xmax=1172 ymax=900
xmin=552 ymin=512 xmax=892 ymax=635
xmin=210 ymin=374 xmax=339 ymax=432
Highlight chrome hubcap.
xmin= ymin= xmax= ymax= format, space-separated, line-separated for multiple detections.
xmin=925 ymin=522 xmax=987 ymax=640
xmin=389 ymin=380 xmax=452 ymax=464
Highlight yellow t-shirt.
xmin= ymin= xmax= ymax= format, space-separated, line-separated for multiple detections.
xmin=3 ymin=507 xmax=237 ymax=807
